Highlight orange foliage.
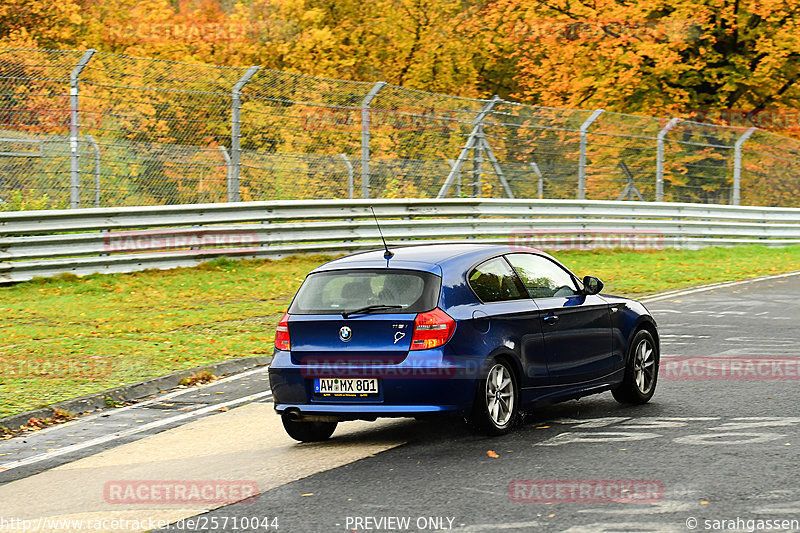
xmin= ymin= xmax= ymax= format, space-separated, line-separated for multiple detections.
xmin=3 ymin=0 xmax=798 ymax=136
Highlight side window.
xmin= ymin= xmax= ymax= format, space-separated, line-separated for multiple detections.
xmin=468 ymin=257 xmax=527 ymax=303
xmin=505 ymin=253 xmax=579 ymax=299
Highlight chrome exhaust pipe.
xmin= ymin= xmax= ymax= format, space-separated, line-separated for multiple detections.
xmin=285 ymin=410 xmax=339 ymax=423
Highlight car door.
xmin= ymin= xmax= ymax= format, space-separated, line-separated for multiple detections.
xmin=466 ymin=256 xmax=549 ymax=389
xmin=505 ymin=253 xmax=613 ymax=387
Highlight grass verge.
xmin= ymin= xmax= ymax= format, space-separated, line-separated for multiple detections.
xmin=1 ymin=245 xmax=799 ymax=419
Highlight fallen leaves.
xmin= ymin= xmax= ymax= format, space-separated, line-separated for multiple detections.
xmin=179 ymin=370 xmax=216 ymax=387
xmin=1 ymin=409 xmax=75 ymax=437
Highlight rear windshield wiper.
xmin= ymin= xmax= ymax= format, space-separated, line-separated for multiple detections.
xmin=342 ymin=304 xmax=402 ymax=319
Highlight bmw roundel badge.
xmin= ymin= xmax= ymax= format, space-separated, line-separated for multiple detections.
xmin=339 ymin=326 xmax=352 ymax=342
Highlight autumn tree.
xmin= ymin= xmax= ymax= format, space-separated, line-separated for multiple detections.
xmin=0 ymin=0 xmax=83 ymax=48
xmin=225 ymin=0 xmax=484 ymax=95
xmin=476 ymin=0 xmax=800 ymax=118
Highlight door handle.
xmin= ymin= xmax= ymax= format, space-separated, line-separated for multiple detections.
xmin=543 ymin=314 xmax=559 ymax=325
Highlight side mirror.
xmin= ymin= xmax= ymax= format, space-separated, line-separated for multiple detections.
xmin=582 ymin=275 xmax=604 ymax=295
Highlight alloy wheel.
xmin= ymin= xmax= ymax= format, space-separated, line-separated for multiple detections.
xmin=485 ymin=363 xmax=515 ymax=427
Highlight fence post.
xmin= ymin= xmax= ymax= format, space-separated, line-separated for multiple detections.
xmin=578 ymin=109 xmax=604 ymax=200
xmin=219 ymin=146 xmax=231 ymax=202
xmin=474 ymin=126 xmax=484 ymax=198
xmin=446 ymin=159 xmax=460 ymax=196
xmin=340 ymin=154 xmax=354 ymax=199
xmin=437 ymin=96 xmax=501 ymax=198
xmin=230 ymin=66 xmax=261 ymax=203
xmin=69 ymin=49 xmax=96 ymax=209
xmin=530 ymin=162 xmax=543 ymax=199
xmin=361 ymin=81 xmax=386 ymax=199
xmin=656 ymin=117 xmax=681 ymax=202
xmin=732 ymin=127 xmax=757 ymax=206
xmin=85 ymin=135 xmax=101 ymax=207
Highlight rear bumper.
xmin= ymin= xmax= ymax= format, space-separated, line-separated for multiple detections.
xmin=269 ymin=348 xmax=479 ymax=418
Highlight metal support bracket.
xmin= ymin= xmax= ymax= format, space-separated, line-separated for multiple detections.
xmin=617 ymin=161 xmax=645 ymax=201
xmin=439 ymin=96 xmax=514 ymax=198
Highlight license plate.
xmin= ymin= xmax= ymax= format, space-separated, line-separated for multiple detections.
xmin=314 ymin=378 xmax=379 ymax=397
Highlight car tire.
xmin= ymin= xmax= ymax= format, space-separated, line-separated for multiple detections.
xmin=470 ymin=357 xmax=519 ymax=436
xmin=612 ymin=328 xmax=659 ymax=404
xmin=281 ymin=413 xmax=338 ymax=442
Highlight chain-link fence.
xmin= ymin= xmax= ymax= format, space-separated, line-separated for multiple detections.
xmin=2 ymin=46 xmax=799 ymax=210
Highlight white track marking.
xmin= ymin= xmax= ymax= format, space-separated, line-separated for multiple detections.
xmin=452 ymin=521 xmax=543 ymax=532
xmin=641 ymin=270 xmax=800 ymax=303
xmin=78 ymin=365 xmax=271 ymax=419
xmin=10 ymin=365 xmax=272 ymax=438
xmin=0 ymin=390 xmax=272 ymax=472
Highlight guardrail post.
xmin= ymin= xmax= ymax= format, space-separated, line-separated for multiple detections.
xmin=85 ymin=135 xmax=101 ymax=207
xmin=656 ymin=117 xmax=681 ymax=202
xmin=361 ymin=82 xmax=386 ymax=199
xmin=438 ymin=96 xmax=501 ymax=198
xmin=732 ymin=127 xmax=757 ymax=205
xmin=578 ymin=109 xmax=604 ymax=200
xmin=340 ymin=154 xmax=354 ymax=199
xmin=69 ymin=49 xmax=96 ymax=209
xmin=231 ymin=66 xmax=261 ymax=203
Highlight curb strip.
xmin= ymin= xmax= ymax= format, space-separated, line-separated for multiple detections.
xmin=0 ymin=355 xmax=271 ymax=433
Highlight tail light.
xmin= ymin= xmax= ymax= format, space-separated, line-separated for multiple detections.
xmin=410 ymin=308 xmax=455 ymax=350
xmin=274 ymin=312 xmax=291 ymax=351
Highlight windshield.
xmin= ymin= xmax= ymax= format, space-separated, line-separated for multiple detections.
xmin=289 ymin=269 xmax=441 ymax=315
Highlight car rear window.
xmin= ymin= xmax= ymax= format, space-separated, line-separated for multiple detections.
xmin=289 ymin=269 xmax=441 ymax=315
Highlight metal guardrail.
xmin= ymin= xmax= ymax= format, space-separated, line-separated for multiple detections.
xmin=2 ymin=199 xmax=800 ymax=283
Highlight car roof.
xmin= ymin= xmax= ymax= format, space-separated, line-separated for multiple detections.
xmin=311 ymin=243 xmax=553 ymax=274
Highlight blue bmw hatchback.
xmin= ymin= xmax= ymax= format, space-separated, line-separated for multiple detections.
xmin=269 ymin=243 xmax=659 ymax=442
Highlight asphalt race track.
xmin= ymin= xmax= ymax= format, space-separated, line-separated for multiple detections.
xmin=2 ymin=272 xmax=800 ymax=533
